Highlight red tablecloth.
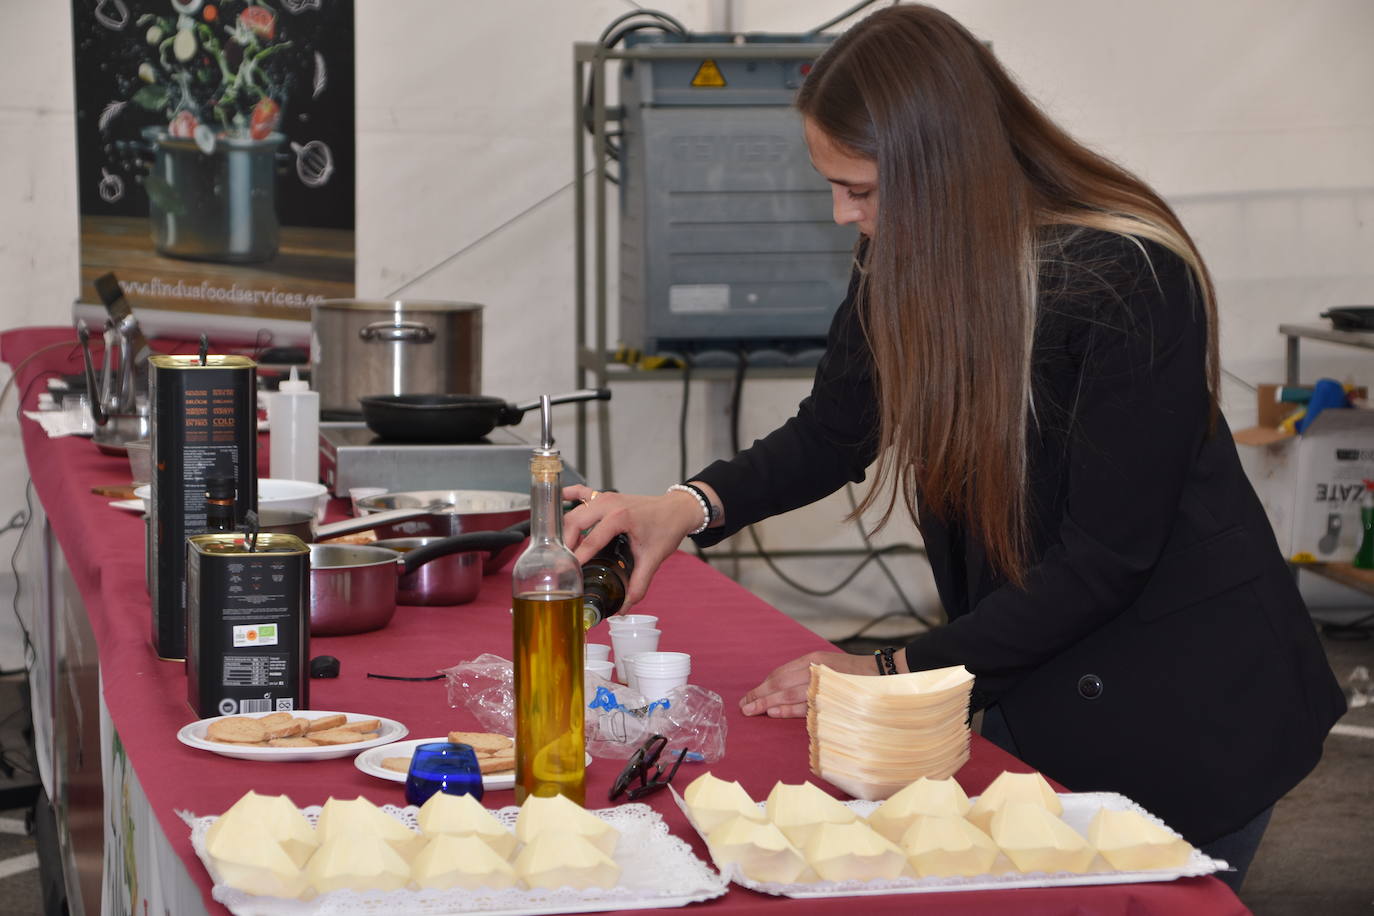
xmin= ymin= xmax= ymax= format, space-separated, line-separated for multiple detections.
xmin=2 ymin=326 xmax=1247 ymax=915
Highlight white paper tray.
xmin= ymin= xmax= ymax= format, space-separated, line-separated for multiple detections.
xmin=180 ymin=801 xmax=727 ymax=916
xmin=672 ymin=788 xmax=1229 ymax=897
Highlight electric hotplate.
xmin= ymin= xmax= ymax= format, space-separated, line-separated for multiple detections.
xmin=318 ymin=424 xmax=585 ymax=496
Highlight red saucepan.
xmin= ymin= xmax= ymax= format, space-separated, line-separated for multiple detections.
xmin=314 ymin=489 xmax=531 ymax=573
xmin=309 ymin=529 xmax=523 ymax=635
xmin=357 ymin=388 xmax=611 ymax=443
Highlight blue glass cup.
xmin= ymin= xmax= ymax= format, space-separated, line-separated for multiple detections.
xmin=404 ymin=742 xmax=485 ymax=806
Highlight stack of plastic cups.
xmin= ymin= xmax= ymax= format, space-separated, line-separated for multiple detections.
xmin=630 ymin=652 xmax=691 ymax=700
xmin=610 ymin=626 xmax=660 ymax=683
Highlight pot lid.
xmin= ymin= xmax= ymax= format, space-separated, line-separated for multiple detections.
xmin=313 ymin=299 xmax=484 ymax=314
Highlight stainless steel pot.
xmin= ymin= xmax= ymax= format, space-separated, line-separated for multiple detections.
xmin=140 ymin=127 xmax=283 ymax=263
xmin=258 ymin=508 xmax=316 ymax=542
xmin=311 ymin=300 xmax=483 ymax=420
xmin=309 ymin=529 xmax=522 ymax=634
xmin=314 ymin=490 xmax=530 ymax=574
xmin=373 ymin=537 xmax=481 ymax=606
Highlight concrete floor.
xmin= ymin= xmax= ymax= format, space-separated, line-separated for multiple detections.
xmin=0 ymin=627 xmax=1369 ymax=915
xmin=0 ymin=671 xmax=41 ymax=916
xmin=1242 ymin=620 xmax=1374 ymax=916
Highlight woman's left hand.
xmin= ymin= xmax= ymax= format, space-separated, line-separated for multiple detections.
xmin=739 ymin=650 xmax=880 ymax=718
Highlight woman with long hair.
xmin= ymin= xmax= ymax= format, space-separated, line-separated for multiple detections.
xmin=565 ymin=4 xmax=1344 ymax=889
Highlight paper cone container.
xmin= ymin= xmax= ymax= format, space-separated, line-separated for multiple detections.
xmin=802 ymin=821 xmax=909 ymax=882
xmin=900 ymin=814 xmax=999 ymax=878
xmin=990 ymin=802 xmax=1096 ymax=874
xmin=1087 ymin=808 xmax=1193 ymax=871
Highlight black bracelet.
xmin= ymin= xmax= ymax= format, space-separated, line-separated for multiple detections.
xmin=873 ymin=646 xmax=899 ymax=675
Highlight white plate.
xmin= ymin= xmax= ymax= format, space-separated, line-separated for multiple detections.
xmin=109 ymin=499 xmax=145 ymax=513
xmin=177 ymin=710 xmax=407 ymax=762
xmin=355 ymin=738 xmax=593 ymax=792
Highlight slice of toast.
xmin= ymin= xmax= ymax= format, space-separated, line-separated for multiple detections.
xmin=305 ymin=714 xmax=347 ymax=733
xmin=207 ymin=716 xmax=267 ymax=744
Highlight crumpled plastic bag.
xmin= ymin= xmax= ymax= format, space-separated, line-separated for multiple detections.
xmin=441 ymin=655 xmax=727 ymax=762
xmin=442 ymin=653 xmax=515 ymax=737
xmin=583 ymin=677 xmax=727 ymax=763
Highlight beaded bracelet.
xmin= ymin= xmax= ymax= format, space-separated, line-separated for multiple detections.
xmin=873 ymin=646 xmax=899 ymax=675
xmin=667 ymin=483 xmax=712 ymax=536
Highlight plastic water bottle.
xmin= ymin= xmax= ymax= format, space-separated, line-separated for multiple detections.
xmin=268 ymin=367 xmax=319 ymax=483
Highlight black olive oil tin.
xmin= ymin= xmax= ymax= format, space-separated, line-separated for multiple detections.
xmin=186 ymin=533 xmax=310 ymax=718
xmin=149 ymin=354 xmax=257 ymax=660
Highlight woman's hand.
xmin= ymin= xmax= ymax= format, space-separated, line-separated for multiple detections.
xmin=740 ymin=650 xmax=887 ymax=718
xmin=562 ymin=484 xmax=706 ymax=607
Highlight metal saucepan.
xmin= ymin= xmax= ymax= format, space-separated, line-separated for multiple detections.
xmin=309 ymin=529 xmax=525 ymax=635
xmin=258 ymin=508 xmax=316 ymax=542
xmin=314 ymin=489 xmax=531 ymax=573
xmin=357 ymin=388 xmax=611 ymax=443
xmin=373 ymin=537 xmax=488 ymax=606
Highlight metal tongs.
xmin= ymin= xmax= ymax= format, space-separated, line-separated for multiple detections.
xmin=76 ymin=319 xmax=138 ymax=426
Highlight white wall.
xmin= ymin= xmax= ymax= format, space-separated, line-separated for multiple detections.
xmin=2 ymin=1 xmax=1372 ymax=645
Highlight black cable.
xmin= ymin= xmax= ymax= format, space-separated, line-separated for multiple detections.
xmin=710 ymin=350 xmax=939 ymax=628
xmin=1319 ymin=612 xmax=1374 ymax=641
xmin=677 ymin=358 xmax=692 ymax=483
xmin=2 ymin=482 xmax=37 ymax=678
xmin=598 ymin=9 xmax=688 ymax=44
xmin=806 ymin=0 xmax=884 ymax=35
xmin=0 ymin=340 xmax=86 ymax=416
xmin=842 ymin=484 xmax=939 ymax=628
xmin=584 ymin=10 xmax=690 ymax=178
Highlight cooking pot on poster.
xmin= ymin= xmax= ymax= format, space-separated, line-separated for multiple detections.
xmin=309 ymin=529 xmax=524 ymax=635
xmin=313 ymin=489 xmax=531 ymax=573
xmin=311 ymin=300 xmax=483 ymax=420
xmin=121 ymin=127 xmax=285 ymax=263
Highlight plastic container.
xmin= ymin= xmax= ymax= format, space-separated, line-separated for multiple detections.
xmin=630 ymin=651 xmax=691 ymax=700
xmin=268 ymin=367 xmax=320 ymax=483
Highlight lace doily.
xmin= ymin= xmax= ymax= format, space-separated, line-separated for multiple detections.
xmin=670 ymin=789 xmax=1229 ymax=898
xmin=180 ymin=802 xmax=727 ymax=916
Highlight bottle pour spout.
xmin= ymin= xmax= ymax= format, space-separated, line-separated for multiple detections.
xmin=538 ymin=394 xmax=556 ymax=454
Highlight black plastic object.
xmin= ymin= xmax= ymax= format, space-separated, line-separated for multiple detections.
xmin=357 ymin=389 xmax=611 ymax=443
xmin=259 ymin=346 xmax=309 ymax=365
xmin=1321 ymin=307 xmax=1374 ymax=331
xmin=310 ymin=655 xmax=340 ymax=678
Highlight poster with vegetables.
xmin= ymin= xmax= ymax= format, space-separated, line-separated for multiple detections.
xmin=72 ymin=0 xmax=354 ymax=321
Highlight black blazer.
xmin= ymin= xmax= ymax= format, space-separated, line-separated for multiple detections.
xmin=693 ymin=228 xmax=1346 ymax=844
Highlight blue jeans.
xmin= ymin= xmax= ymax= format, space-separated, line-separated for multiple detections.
xmin=979 ymin=704 xmax=1272 ymax=892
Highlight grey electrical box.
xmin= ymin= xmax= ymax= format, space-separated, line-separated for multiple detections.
xmin=617 ymin=35 xmax=855 ymax=355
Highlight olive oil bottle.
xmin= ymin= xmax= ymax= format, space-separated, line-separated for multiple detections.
xmin=512 ymin=396 xmax=586 ymax=804
xmin=581 ymin=533 xmax=633 ymax=628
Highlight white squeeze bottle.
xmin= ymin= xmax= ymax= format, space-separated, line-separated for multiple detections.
xmin=268 ymin=367 xmax=320 ymax=483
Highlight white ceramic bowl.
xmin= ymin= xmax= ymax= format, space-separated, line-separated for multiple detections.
xmin=135 ymin=478 xmax=328 ymax=520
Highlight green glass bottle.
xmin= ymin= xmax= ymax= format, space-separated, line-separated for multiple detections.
xmin=1354 ymin=480 xmax=1374 ymax=570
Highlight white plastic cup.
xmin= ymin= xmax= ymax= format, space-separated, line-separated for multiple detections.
xmin=611 ymin=626 xmax=661 ymax=682
xmin=608 ymin=614 xmax=659 ymax=630
xmin=631 ymin=651 xmax=691 ymax=700
xmin=585 ymin=643 xmax=611 ymax=663
xmin=349 ymin=486 xmax=388 ymax=516
xmin=63 ymin=393 xmax=95 ymax=435
xmin=585 ymin=658 xmax=615 ymax=681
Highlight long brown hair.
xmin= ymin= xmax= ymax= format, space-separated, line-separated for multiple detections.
xmin=797 ymin=4 xmax=1218 ymax=588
